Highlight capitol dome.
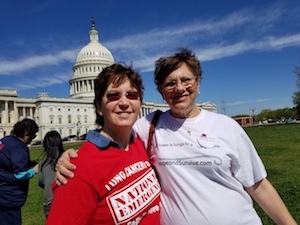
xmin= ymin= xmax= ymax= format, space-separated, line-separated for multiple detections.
xmin=76 ymin=32 xmax=114 ymax=63
xmin=69 ymin=19 xmax=114 ymax=99
xmin=76 ymin=42 xmax=114 ymax=63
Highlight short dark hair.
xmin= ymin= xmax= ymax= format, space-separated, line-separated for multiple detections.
xmin=94 ymin=63 xmax=144 ymax=126
xmin=11 ymin=118 xmax=39 ymax=138
xmin=154 ymin=48 xmax=202 ymax=91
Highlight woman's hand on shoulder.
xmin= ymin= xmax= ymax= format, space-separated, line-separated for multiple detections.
xmin=55 ymin=148 xmax=78 ymax=186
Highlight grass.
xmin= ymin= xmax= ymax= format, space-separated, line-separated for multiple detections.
xmin=23 ymin=124 xmax=300 ymax=224
xmin=245 ymin=123 xmax=300 ymax=224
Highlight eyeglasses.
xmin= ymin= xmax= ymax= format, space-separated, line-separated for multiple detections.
xmin=162 ymin=77 xmax=196 ymax=90
xmin=106 ymin=91 xmax=140 ymax=102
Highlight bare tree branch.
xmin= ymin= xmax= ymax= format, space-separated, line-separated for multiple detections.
xmin=294 ymin=65 xmax=300 ymax=90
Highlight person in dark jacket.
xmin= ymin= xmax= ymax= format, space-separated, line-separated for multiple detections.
xmin=0 ymin=118 xmax=39 ymax=225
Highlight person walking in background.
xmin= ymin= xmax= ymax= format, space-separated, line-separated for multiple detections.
xmin=38 ymin=130 xmax=64 ymax=218
xmin=46 ymin=64 xmax=160 ymax=225
xmin=0 ymin=118 xmax=39 ymax=225
xmin=56 ymin=48 xmax=297 ymax=225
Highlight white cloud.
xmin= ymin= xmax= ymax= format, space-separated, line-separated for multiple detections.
xmin=0 ymin=49 xmax=78 ymax=75
xmin=2 ymin=72 xmax=70 ymax=90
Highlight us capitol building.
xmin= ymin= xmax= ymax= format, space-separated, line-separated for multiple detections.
xmin=0 ymin=21 xmax=216 ymax=141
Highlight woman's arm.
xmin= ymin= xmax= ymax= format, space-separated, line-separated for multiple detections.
xmin=245 ymin=178 xmax=297 ymax=225
xmin=55 ymin=149 xmax=78 ymax=185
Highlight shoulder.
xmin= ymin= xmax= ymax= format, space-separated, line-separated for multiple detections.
xmin=77 ymin=141 xmax=98 ymax=155
xmin=1 ymin=135 xmax=22 ymax=146
xmin=1 ymin=136 xmax=28 ymax=155
xmin=203 ymin=109 xmax=238 ymax=122
xmin=201 ymin=109 xmax=242 ymax=131
xmin=136 ymin=111 xmax=155 ymax=125
xmin=134 ymin=111 xmax=156 ymax=133
xmin=134 ymin=110 xmax=166 ymax=132
xmin=71 ymin=142 xmax=102 ymax=175
xmin=74 ymin=141 xmax=111 ymax=164
xmin=137 ymin=110 xmax=167 ymax=125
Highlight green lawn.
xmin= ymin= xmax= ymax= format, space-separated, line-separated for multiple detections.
xmin=245 ymin=123 xmax=300 ymax=224
xmin=23 ymin=124 xmax=300 ymax=224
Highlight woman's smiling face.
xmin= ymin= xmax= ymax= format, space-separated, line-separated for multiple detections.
xmin=160 ymin=63 xmax=199 ymax=118
xmin=98 ymin=79 xmax=141 ymax=130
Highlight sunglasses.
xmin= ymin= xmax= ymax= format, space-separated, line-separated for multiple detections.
xmin=106 ymin=91 xmax=140 ymax=102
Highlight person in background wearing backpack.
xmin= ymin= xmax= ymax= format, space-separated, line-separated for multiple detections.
xmin=38 ymin=130 xmax=64 ymax=217
xmin=0 ymin=118 xmax=39 ymax=225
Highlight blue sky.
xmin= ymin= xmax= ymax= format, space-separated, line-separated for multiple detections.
xmin=1 ymin=0 xmax=300 ymax=116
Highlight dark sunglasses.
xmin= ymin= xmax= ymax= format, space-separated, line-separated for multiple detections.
xmin=106 ymin=91 xmax=140 ymax=102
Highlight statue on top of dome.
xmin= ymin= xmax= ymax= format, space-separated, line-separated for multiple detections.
xmin=91 ymin=17 xmax=95 ymax=28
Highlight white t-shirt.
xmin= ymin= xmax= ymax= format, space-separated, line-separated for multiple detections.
xmin=133 ymin=109 xmax=267 ymax=225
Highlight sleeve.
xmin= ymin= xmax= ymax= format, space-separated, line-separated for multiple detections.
xmin=46 ymin=177 xmax=98 ymax=225
xmin=233 ymin=126 xmax=267 ymax=188
xmin=14 ymin=168 xmax=35 ymax=180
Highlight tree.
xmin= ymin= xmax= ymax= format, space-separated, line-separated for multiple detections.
xmin=293 ymin=63 xmax=300 ymax=117
xmin=256 ymin=109 xmax=272 ymax=122
xmin=219 ymin=98 xmax=228 ymax=115
xmin=255 ymin=107 xmax=296 ymax=122
xmin=294 ymin=65 xmax=300 ymax=90
xmin=292 ymin=91 xmax=300 ymax=118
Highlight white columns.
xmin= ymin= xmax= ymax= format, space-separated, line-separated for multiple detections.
xmin=4 ymin=101 xmax=8 ymax=123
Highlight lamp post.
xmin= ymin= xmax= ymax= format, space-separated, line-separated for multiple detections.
xmin=76 ymin=122 xmax=81 ymax=140
xmin=249 ymin=108 xmax=257 ymax=124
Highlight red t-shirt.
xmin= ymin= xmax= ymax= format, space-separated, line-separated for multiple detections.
xmin=46 ymin=137 xmax=160 ymax=225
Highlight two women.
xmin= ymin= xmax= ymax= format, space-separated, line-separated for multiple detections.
xmin=57 ymin=49 xmax=296 ymax=224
